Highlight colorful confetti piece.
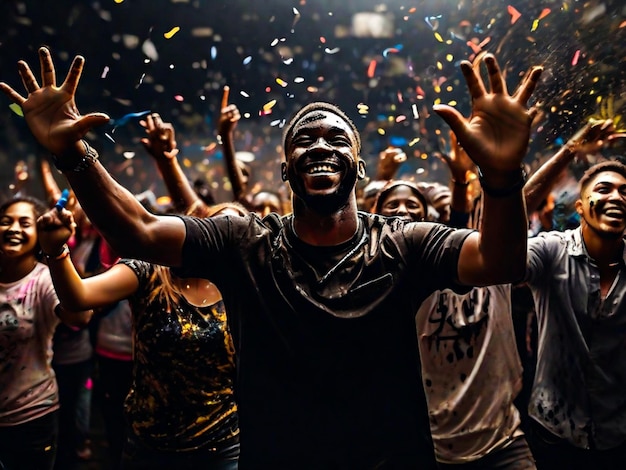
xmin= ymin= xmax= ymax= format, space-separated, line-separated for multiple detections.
xmin=164 ymin=26 xmax=180 ymax=39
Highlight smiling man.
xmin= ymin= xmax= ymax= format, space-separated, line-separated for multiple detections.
xmin=525 ymin=159 xmax=626 ymax=470
xmin=1 ymin=47 xmax=541 ymax=468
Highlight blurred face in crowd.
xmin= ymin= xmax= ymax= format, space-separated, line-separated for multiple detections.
xmin=250 ymin=191 xmax=283 ymax=217
xmin=0 ymin=201 xmax=39 ymax=260
xmin=577 ymin=170 xmax=626 ymax=239
xmin=283 ymin=110 xmax=365 ymax=215
xmin=378 ymin=185 xmax=427 ymax=222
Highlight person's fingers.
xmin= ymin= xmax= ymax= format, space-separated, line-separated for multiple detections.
xmin=461 ymin=60 xmax=486 ymax=101
xmin=513 ymin=66 xmax=543 ymax=105
xmin=18 ymin=60 xmax=40 ymax=94
xmin=222 ymin=85 xmax=230 ymax=109
xmin=39 ymin=47 xmax=56 ymax=88
xmin=60 ymin=54 xmax=85 ymax=97
xmin=72 ymin=113 xmax=111 ymax=135
xmin=485 ymin=54 xmax=507 ymax=95
xmin=433 ymin=105 xmax=468 ymax=143
xmin=0 ymin=82 xmax=27 ymax=105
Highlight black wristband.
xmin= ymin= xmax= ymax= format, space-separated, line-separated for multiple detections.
xmin=53 ymin=140 xmax=99 ymax=172
xmin=478 ymin=167 xmax=527 ymax=198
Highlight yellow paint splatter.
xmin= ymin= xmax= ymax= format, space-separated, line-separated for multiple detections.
xmin=164 ymin=27 xmax=181 ymax=39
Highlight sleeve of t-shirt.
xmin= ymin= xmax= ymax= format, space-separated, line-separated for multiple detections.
xmin=117 ymin=259 xmax=152 ymax=297
xmin=525 ymin=233 xmax=551 ymax=286
xmin=405 ymin=222 xmax=474 ymax=293
xmin=171 ymin=214 xmax=249 ymax=281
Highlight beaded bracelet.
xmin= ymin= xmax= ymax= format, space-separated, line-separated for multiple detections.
xmin=478 ymin=167 xmax=527 ymax=198
xmin=43 ymin=244 xmax=70 ymax=262
xmin=53 ymin=140 xmax=99 ymax=172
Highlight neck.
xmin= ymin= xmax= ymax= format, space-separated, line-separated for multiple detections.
xmin=292 ymin=197 xmax=360 ymax=246
xmin=0 ymin=255 xmax=38 ymax=283
xmin=581 ymin=224 xmax=624 ymax=268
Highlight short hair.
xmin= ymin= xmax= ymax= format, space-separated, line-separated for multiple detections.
xmin=282 ymin=102 xmax=361 ymax=156
xmin=578 ymin=160 xmax=626 ymax=194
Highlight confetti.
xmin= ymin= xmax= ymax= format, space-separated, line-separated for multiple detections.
xmin=382 ymin=47 xmax=399 ymax=58
xmin=211 ymin=46 xmax=217 ymax=59
xmin=110 ymin=110 xmax=150 ymax=128
xmin=424 ymin=15 xmax=442 ymax=30
xmin=164 ymin=26 xmax=180 ymax=39
xmin=412 ymin=104 xmax=419 ymax=119
xmin=174 ymin=95 xmax=184 ymax=102
xmin=240 ymin=91 xmax=250 ymax=98
xmin=243 ymin=56 xmax=252 ymax=65
xmin=294 ymin=77 xmax=305 ymax=83
xmin=507 ymin=5 xmax=522 ymax=24
xmin=538 ymin=8 xmax=551 ymax=20
xmin=142 ymin=39 xmax=158 ymax=61
xmin=9 ymin=103 xmax=23 ymax=117
xmin=101 ymin=66 xmax=110 ymax=79
xmin=291 ymin=7 xmax=301 ymax=33
xmin=571 ymin=49 xmax=581 ymax=66
xmin=531 ymin=19 xmax=540 ymax=32
xmin=276 ymin=78 xmax=288 ymax=87
xmin=325 ymin=47 xmax=340 ymax=54
xmin=367 ymin=59 xmax=377 ymax=78
xmin=263 ymin=99 xmax=277 ymax=111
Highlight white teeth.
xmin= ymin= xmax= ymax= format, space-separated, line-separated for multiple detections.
xmin=308 ymin=164 xmax=337 ymax=174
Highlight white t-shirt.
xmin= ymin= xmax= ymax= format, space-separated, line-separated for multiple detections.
xmin=416 ymin=284 xmax=524 ymax=463
xmin=0 ymin=263 xmax=61 ymax=425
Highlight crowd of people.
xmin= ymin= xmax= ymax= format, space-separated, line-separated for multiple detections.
xmin=0 ymin=43 xmax=625 ymax=470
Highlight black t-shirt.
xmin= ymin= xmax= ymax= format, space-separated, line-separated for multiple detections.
xmin=174 ymin=212 xmax=471 ymax=468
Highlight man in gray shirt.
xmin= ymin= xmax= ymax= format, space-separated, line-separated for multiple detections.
xmin=525 ymin=159 xmax=626 ymax=469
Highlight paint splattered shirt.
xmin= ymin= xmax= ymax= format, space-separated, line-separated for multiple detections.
xmin=0 ymin=263 xmax=60 ymax=425
xmin=416 ymin=284 xmax=523 ymax=463
xmin=120 ymin=259 xmax=239 ymax=453
xmin=526 ymin=227 xmax=626 ymax=449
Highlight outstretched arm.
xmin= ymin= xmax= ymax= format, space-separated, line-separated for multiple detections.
xmin=0 ymin=47 xmax=185 ymax=266
xmin=437 ymin=131 xmax=477 ymax=220
xmin=434 ymin=53 xmax=543 ymax=286
xmin=39 ymin=158 xmax=63 ymax=207
xmin=38 ymin=206 xmax=139 ymax=311
xmin=140 ymin=112 xmax=207 ymax=215
xmin=524 ymin=118 xmax=618 ymax=212
xmin=218 ymin=86 xmax=248 ymax=202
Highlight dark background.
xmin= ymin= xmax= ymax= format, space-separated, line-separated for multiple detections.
xmin=0 ymin=0 xmax=624 ymax=201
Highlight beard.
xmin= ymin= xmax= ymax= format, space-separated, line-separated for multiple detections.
xmin=288 ymin=159 xmax=360 ymax=216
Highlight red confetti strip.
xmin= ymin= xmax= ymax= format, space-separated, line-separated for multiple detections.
xmin=367 ymin=59 xmax=377 ymax=78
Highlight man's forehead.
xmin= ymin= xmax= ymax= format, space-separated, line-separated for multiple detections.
xmin=590 ymin=171 xmax=626 ymax=186
xmin=292 ymin=110 xmax=352 ymax=134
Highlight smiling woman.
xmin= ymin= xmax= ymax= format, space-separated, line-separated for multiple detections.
xmin=0 ymin=196 xmax=69 ymax=470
